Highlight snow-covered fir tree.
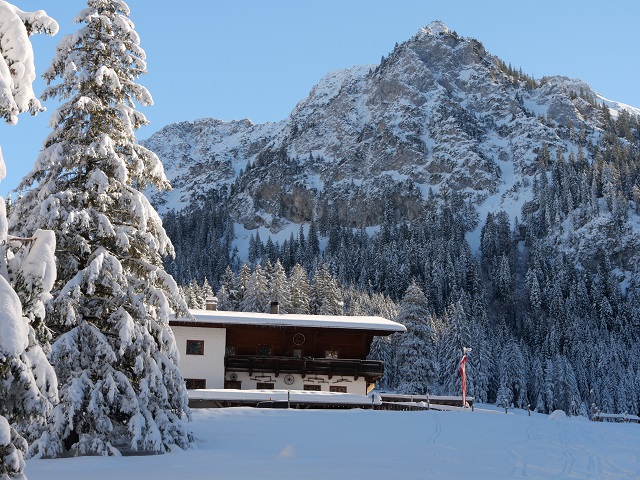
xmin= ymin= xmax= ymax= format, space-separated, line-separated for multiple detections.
xmin=201 ymin=278 xmax=214 ymax=304
xmin=496 ymin=338 xmax=528 ymax=409
xmin=438 ymin=299 xmax=472 ymax=395
xmin=289 ymin=263 xmax=311 ymax=314
xmin=184 ymin=278 xmax=203 ymax=309
xmin=311 ymin=264 xmax=343 ymax=315
xmin=240 ymin=264 xmax=269 ymax=313
xmin=179 ymin=277 xmax=217 ymax=309
xmin=233 ymin=263 xmax=252 ymax=310
xmin=268 ymin=260 xmax=291 ymax=313
xmin=10 ymin=0 xmax=191 ymax=457
xmin=551 ymin=354 xmax=580 ymax=415
xmin=216 ymin=266 xmax=236 ymax=311
xmin=0 ymin=3 xmax=58 ymax=477
xmin=467 ymin=321 xmax=493 ymax=404
xmin=392 ymin=281 xmax=435 ymax=394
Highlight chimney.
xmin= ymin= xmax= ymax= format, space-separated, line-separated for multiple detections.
xmin=205 ymin=296 xmax=218 ymax=311
xmin=270 ymin=301 xmax=279 ymax=315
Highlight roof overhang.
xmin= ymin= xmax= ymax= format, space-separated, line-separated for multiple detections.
xmin=171 ymin=309 xmax=406 ymax=335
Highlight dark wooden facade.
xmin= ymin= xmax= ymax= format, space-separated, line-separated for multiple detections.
xmin=223 ymin=324 xmax=377 ymax=360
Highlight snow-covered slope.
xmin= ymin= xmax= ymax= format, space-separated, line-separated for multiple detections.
xmin=142 ymin=21 xmax=639 ymax=252
xmin=26 ymin=406 xmax=640 ymax=479
xmin=144 ymin=118 xmax=284 ymax=212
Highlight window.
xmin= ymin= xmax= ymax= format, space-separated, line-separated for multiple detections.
xmin=185 ymin=379 xmax=206 ymax=389
xmin=186 ymin=340 xmax=204 ymax=355
xmin=292 ymin=348 xmax=303 ymax=358
xmin=257 ymin=345 xmax=273 ymax=356
xmin=304 ymin=384 xmax=321 ymax=391
xmin=325 ymin=349 xmax=339 ymax=359
xmin=225 ymin=345 xmax=236 ymax=355
xmin=330 ymin=386 xmax=347 ymax=393
xmin=256 ymin=382 xmax=275 ymax=389
xmin=225 ymin=380 xmax=241 ymax=389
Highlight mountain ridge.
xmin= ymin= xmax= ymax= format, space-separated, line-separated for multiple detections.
xmin=142 ymin=21 xmax=640 ymax=258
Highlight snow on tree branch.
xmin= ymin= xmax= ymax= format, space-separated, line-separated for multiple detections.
xmin=0 ymin=1 xmax=58 ymax=124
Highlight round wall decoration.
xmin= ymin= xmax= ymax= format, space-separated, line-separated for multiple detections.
xmin=283 ymin=374 xmax=295 ymax=385
xmin=293 ymin=332 xmax=306 ymax=346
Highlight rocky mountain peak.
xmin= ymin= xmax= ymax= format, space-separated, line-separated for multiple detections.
xmin=142 ymin=21 xmax=639 ymax=257
xmin=417 ymin=20 xmax=450 ymax=37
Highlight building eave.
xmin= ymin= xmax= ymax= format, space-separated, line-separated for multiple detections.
xmin=171 ymin=309 xmax=406 ymax=335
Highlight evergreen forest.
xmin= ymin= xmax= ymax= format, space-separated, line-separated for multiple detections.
xmin=166 ymin=115 xmax=640 ymax=417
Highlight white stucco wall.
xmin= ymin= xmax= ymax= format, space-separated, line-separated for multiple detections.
xmin=173 ymin=326 xmax=226 ymax=389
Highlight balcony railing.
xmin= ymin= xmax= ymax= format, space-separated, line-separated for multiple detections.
xmin=225 ymin=355 xmax=384 ymax=381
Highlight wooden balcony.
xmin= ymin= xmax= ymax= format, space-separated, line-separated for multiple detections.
xmin=225 ymin=355 xmax=384 ymax=381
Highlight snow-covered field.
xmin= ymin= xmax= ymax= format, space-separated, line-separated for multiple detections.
xmin=26 ymin=406 xmax=640 ymax=479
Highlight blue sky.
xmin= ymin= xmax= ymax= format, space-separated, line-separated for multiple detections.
xmin=2 ymin=0 xmax=639 ymax=196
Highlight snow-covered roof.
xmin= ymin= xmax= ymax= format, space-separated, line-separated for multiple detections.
xmin=172 ymin=309 xmax=406 ymax=333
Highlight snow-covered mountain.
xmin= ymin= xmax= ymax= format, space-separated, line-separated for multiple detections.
xmin=142 ymin=20 xmax=640 ymax=256
xmin=145 ymin=22 xmax=640 ymax=412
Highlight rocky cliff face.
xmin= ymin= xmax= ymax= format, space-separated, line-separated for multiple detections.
xmin=142 ymin=21 xmax=639 ymax=246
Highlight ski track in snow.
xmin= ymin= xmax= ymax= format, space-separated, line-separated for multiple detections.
xmin=559 ymin=422 xmax=577 ymax=477
xmin=422 ymin=413 xmax=445 ymax=479
xmin=507 ymin=418 xmax=535 ymax=478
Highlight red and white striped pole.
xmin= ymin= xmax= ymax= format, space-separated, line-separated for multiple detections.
xmin=459 ymin=347 xmax=472 ymax=407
